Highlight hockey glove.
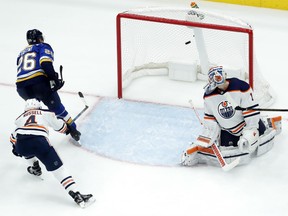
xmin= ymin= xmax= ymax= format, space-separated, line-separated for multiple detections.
xmin=50 ymin=72 xmax=65 ymax=91
xmin=12 ymin=145 xmax=22 ymax=157
xmin=238 ymin=128 xmax=259 ymax=153
xmin=10 ymin=133 xmax=21 ymax=157
xmin=65 ymin=124 xmax=81 ymax=141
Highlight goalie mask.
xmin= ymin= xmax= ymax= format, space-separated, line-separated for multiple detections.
xmin=205 ymin=66 xmax=226 ymax=93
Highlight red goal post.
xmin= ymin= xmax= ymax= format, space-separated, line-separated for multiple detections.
xmin=116 ymin=7 xmax=274 ymax=107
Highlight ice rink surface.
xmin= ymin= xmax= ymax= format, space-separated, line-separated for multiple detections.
xmin=1 ymin=0 xmax=288 ymax=215
xmin=81 ymin=97 xmax=203 ymax=166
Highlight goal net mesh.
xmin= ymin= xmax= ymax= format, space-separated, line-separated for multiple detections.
xmin=117 ymin=7 xmax=274 ymax=107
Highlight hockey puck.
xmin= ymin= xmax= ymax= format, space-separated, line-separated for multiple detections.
xmin=185 ymin=41 xmax=191 ymax=45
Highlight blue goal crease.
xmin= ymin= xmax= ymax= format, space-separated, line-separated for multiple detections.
xmin=80 ymin=97 xmax=203 ymax=166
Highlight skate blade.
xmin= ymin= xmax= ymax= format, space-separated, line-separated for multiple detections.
xmin=79 ymin=197 xmax=96 ymax=208
xmin=37 ymin=175 xmax=44 ymax=180
xmin=28 ymin=173 xmax=44 ymax=180
xmin=70 ymin=139 xmax=82 ymax=147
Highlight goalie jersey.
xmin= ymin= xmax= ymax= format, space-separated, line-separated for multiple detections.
xmin=203 ymin=78 xmax=260 ymax=136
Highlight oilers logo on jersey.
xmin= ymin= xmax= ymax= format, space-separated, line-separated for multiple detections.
xmin=218 ymin=101 xmax=235 ymax=119
xmin=203 ymin=78 xmax=260 ymax=136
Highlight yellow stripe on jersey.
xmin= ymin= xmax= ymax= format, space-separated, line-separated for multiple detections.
xmin=39 ymin=58 xmax=53 ymax=64
xmin=16 ymin=71 xmax=47 ymax=83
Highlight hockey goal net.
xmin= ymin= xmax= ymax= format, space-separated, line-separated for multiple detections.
xmin=116 ymin=7 xmax=275 ymax=107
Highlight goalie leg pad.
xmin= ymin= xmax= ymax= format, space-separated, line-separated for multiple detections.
xmin=267 ymin=116 xmax=282 ymax=135
xmin=189 ymin=128 xmax=277 ymax=167
xmin=220 ymin=146 xmax=253 ymax=165
xmin=238 ymin=128 xmax=259 ymax=153
xmin=197 ymin=146 xmax=253 ymax=167
xmin=262 ymin=116 xmax=282 ymax=135
xmin=256 ymin=128 xmax=276 ymax=156
xmin=181 ymin=143 xmax=199 ymax=166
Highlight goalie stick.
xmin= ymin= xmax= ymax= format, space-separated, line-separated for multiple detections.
xmin=188 ymin=100 xmax=240 ymax=171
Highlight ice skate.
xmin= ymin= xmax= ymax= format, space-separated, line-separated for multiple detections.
xmin=27 ymin=160 xmax=42 ymax=176
xmin=69 ymin=190 xmax=95 ymax=208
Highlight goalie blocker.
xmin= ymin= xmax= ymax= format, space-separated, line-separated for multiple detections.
xmin=181 ymin=116 xmax=282 ymax=168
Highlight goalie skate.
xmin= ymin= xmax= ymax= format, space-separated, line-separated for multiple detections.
xmin=69 ymin=190 xmax=95 ymax=208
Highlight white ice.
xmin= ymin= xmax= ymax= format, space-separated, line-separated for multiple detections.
xmin=1 ymin=0 xmax=288 ymax=215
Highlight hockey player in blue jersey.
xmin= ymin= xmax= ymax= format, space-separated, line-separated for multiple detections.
xmin=16 ymin=29 xmax=81 ymax=141
xmin=181 ymin=66 xmax=281 ymax=168
xmin=10 ymin=99 xmax=95 ymax=208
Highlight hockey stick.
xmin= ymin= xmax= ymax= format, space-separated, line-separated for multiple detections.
xmin=58 ymin=66 xmax=89 ymax=122
xmin=235 ymin=106 xmax=288 ymax=112
xmin=59 ymin=65 xmax=64 ymax=82
xmin=188 ymin=100 xmax=240 ymax=171
xmin=68 ymin=92 xmax=89 ymax=147
xmin=73 ymin=92 xmax=89 ymax=122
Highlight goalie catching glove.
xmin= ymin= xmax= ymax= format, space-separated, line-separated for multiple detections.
xmin=238 ymin=128 xmax=259 ymax=153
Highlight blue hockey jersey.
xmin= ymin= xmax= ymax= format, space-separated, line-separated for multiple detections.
xmin=16 ymin=43 xmax=54 ymax=84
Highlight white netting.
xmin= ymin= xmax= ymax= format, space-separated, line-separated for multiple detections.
xmin=117 ymin=7 xmax=274 ymax=107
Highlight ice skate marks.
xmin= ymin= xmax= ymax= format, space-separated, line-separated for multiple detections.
xmin=80 ymin=98 xmax=203 ymax=166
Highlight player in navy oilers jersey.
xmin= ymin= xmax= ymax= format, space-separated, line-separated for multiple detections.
xmin=16 ymin=29 xmax=80 ymax=141
xmin=10 ymin=99 xmax=94 ymax=208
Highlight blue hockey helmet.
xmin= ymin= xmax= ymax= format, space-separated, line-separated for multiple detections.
xmin=26 ymin=29 xmax=44 ymax=45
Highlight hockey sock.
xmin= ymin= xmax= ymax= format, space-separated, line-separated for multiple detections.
xmin=66 ymin=117 xmax=77 ymax=129
xmin=51 ymin=165 xmax=78 ymax=192
xmin=25 ymin=156 xmax=38 ymax=167
xmin=52 ymin=105 xmax=76 ymax=128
